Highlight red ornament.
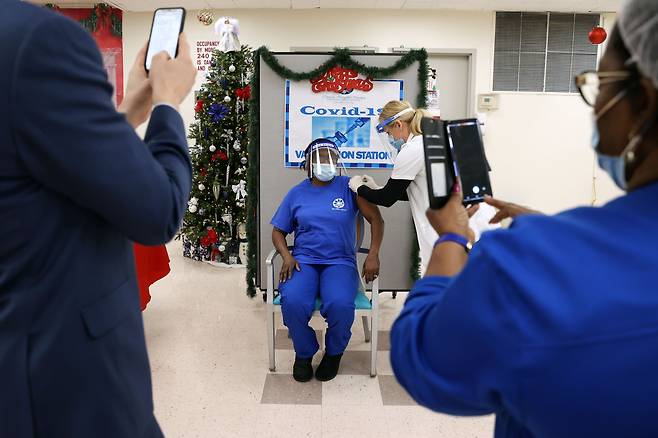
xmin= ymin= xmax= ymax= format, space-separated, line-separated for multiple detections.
xmin=195 ymin=99 xmax=204 ymax=113
xmin=235 ymin=85 xmax=251 ymax=100
xmin=200 ymin=167 xmax=207 ymax=177
xmin=589 ymin=27 xmax=607 ymax=45
xmin=200 ymin=236 xmax=211 ymax=247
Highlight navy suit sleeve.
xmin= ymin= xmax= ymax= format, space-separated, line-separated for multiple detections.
xmin=390 ymin=243 xmax=520 ymax=415
xmin=10 ymin=15 xmax=192 ymax=245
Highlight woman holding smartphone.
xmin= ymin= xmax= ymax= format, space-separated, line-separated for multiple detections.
xmin=349 ymin=100 xmax=497 ymax=275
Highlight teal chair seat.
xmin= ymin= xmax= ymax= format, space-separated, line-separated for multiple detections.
xmin=273 ymin=290 xmax=372 ymax=310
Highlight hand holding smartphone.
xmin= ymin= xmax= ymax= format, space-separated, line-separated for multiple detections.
xmin=145 ymin=7 xmax=186 ymax=72
xmin=422 ymin=117 xmax=493 ymax=209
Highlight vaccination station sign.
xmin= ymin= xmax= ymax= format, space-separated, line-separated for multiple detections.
xmin=284 ymin=67 xmax=404 ymax=168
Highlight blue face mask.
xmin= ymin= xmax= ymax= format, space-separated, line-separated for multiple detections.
xmin=591 ymin=118 xmax=628 ymax=190
xmin=313 ymin=163 xmax=337 ymax=182
xmin=388 ymin=134 xmax=405 ymax=152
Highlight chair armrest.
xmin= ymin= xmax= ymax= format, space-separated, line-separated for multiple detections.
xmin=266 ymin=249 xmax=281 ymax=266
xmin=266 ymin=246 xmax=294 ymax=265
xmin=266 ymin=246 xmax=293 ymax=304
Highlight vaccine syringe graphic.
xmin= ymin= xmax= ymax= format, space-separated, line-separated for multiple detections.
xmin=325 ymin=117 xmax=370 ymax=146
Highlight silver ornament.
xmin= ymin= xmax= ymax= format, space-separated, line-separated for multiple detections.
xmin=198 ymin=184 xmax=205 ymax=191
xmin=213 ymin=182 xmax=221 ymax=200
xmin=224 ymin=95 xmax=231 ymax=103
xmin=188 ymin=205 xmax=198 ymax=213
xmin=233 ymin=140 xmax=241 ymax=151
xmin=240 ymin=157 xmax=248 ymax=165
xmin=229 ymin=65 xmax=236 ymax=73
xmin=209 ymin=145 xmax=217 ymax=152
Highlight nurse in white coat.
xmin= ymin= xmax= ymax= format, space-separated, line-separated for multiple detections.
xmin=349 ymin=100 xmax=497 ymax=275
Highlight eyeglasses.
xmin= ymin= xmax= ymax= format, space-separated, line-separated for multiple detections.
xmin=574 ymin=70 xmax=632 ymax=107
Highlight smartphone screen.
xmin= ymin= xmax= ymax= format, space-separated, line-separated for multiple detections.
xmin=145 ymin=8 xmax=185 ymax=71
xmin=446 ymin=120 xmax=492 ymax=203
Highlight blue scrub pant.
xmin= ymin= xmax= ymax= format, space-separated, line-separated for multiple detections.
xmin=279 ymin=263 xmax=358 ymax=358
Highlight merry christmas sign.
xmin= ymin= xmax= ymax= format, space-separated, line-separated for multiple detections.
xmin=285 ymin=67 xmax=404 ymax=168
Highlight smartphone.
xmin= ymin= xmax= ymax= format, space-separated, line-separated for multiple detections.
xmin=144 ymin=7 xmax=186 ymax=72
xmin=421 ymin=117 xmax=456 ymax=209
xmin=445 ymin=119 xmax=493 ymax=204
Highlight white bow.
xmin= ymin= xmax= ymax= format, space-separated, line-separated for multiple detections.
xmin=232 ymin=180 xmax=247 ymax=200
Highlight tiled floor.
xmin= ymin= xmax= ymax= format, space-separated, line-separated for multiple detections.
xmin=143 ymin=241 xmax=495 ymax=437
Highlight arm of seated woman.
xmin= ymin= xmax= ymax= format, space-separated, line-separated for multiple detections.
xmin=271 ymin=227 xmax=300 ymax=282
xmin=356 ymin=197 xmax=384 ymax=282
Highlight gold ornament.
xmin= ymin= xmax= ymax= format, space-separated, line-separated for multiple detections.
xmin=197 ymin=9 xmax=214 ymax=26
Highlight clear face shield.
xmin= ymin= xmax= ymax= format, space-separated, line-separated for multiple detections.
xmin=375 ymin=107 xmax=414 ymax=160
xmin=305 ymin=142 xmax=344 ymax=182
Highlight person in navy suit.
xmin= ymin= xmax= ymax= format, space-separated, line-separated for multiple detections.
xmin=0 ymin=1 xmax=197 ymax=436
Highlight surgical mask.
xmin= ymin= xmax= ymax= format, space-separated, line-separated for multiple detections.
xmin=591 ymin=88 xmax=642 ymax=191
xmin=376 ymin=107 xmax=415 ymax=160
xmin=388 ymin=134 xmax=405 ymax=151
xmin=591 ymin=117 xmax=627 ymax=190
xmin=313 ymin=163 xmax=337 ymax=182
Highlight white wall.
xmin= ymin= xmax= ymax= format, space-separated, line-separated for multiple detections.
xmin=123 ymin=9 xmax=622 ymax=214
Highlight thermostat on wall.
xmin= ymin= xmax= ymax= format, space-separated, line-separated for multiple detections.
xmin=478 ymin=93 xmax=500 ymax=111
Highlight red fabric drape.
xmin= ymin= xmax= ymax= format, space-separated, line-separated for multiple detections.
xmin=133 ymin=244 xmax=171 ymax=311
xmin=54 ymin=6 xmax=171 ymax=310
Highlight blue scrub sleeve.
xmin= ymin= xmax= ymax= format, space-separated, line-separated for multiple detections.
xmin=271 ymin=191 xmax=294 ymax=234
xmin=390 ymin=244 xmax=520 ymax=416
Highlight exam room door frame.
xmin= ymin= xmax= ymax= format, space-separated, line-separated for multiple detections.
xmin=392 ymin=47 xmax=477 ymax=118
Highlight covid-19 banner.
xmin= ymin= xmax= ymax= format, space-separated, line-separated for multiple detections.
xmin=284 ymin=67 xmax=404 ymax=168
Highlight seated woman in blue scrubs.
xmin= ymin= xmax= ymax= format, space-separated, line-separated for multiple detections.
xmin=391 ymin=1 xmax=658 ymax=436
xmin=271 ymin=138 xmax=384 ymax=382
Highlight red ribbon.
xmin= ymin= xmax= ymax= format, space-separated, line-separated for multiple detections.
xmin=211 ymin=151 xmax=228 ymax=162
xmin=195 ymin=100 xmax=204 ymax=113
xmin=235 ymin=86 xmax=251 ymax=100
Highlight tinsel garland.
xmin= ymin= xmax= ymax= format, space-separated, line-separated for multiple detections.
xmin=245 ymin=50 xmax=261 ymax=297
xmin=245 ymin=46 xmax=429 ymax=297
xmin=410 ymin=227 xmax=421 ymax=281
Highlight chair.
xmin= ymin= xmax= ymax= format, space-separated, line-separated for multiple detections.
xmin=265 ymin=214 xmax=379 ymax=377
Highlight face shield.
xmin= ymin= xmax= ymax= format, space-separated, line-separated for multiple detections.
xmin=375 ymin=107 xmax=415 ymax=159
xmin=301 ymin=140 xmax=345 ymax=181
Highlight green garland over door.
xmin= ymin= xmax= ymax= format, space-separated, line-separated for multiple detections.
xmin=245 ymin=46 xmax=428 ymax=297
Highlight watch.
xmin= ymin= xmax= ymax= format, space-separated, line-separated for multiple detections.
xmin=434 ymin=233 xmax=472 ymax=254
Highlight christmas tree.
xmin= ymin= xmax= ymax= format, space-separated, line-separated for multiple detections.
xmin=180 ymin=44 xmax=253 ymax=265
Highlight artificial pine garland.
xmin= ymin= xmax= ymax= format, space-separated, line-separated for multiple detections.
xmin=45 ymin=3 xmax=122 ymax=37
xmin=245 ymin=46 xmax=429 ymax=297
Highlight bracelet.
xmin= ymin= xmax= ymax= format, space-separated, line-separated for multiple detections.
xmin=434 ymin=233 xmax=472 ymax=254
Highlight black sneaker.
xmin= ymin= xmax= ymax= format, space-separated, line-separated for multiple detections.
xmin=314 ymin=353 xmax=343 ymax=381
xmin=293 ymin=356 xmax=314 ymax=382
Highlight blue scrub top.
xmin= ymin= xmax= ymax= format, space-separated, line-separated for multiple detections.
xmin=390 ymin=182 xmax=658 ymax=438
xmin=271 ymin=176 xmax=358 ymax=267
